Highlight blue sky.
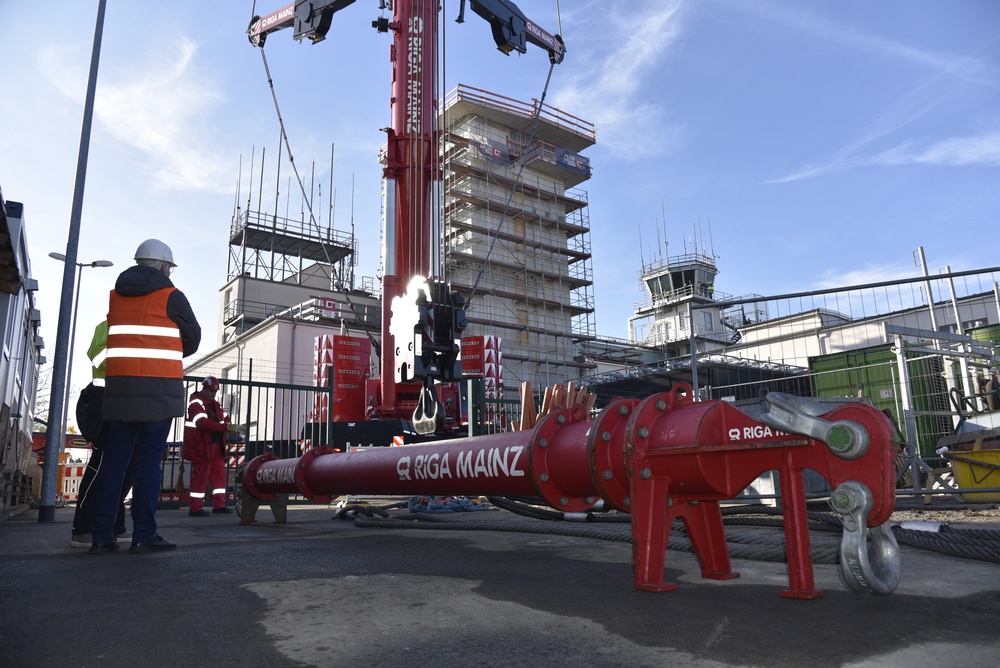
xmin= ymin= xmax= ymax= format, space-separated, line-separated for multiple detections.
xmin=2 ymin=0 xmax=998 ymax=401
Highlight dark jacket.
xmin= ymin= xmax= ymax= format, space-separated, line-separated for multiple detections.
xmin=103 ymin=265 xmax=201 ymax=422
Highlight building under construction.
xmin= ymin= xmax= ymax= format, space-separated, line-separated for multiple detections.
xmin=192 ymin=85 xmax=598 ymax=396
xmin=441 ymin=85 xmax=597 ymax=390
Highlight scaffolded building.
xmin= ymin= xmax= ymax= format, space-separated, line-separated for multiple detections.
xmin=203 ymin=85 xmax=598 ymax=396
xmin=441 ymin=85 xmax=597 ymax=389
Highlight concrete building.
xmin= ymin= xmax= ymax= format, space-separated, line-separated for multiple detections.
xmin=0 ymin=191 xmax=45 ymax=517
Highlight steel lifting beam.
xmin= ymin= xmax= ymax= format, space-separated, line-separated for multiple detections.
xmin=241 ymin=384 xmax=901 ymax=597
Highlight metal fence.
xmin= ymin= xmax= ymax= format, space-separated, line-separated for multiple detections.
xmin=159 ymin=375 xmax=524 ymax=508
xmin=682 ymin=265 xmax=1000 ymax=500
xmin=160 ymin=266 xmax=1000 ymax=506
xmin=159 ymin=374 xmax=334 ymax=509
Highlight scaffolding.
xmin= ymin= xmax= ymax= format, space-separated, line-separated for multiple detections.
xmin=227 ymin=209 xmax=355 ymax=285
xmin=220 ymin=148 xmax=365 ymax=344
xmin=442 ymin=85 xmax=597 ymax=387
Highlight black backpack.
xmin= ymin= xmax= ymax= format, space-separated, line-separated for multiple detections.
xmin=76 ymin=382 xmax=105 ymax=443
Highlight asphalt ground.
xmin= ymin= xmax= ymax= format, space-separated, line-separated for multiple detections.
xmin=2 ymin=501 xmax=999 ymax=668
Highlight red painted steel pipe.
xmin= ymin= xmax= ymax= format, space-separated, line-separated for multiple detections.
xmin=241 ymin=386 xmax=900 ymax=597
xmin=245 ymin=405 xmax=602 ymax=507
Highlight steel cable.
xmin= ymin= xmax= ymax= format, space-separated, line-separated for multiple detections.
xmin=255 ymin=45 xmax=381 ymax=355
xmin=354 ymin=513 xmax=841 ymax=563
xmin=940 ymin=524 xmax=1000 ymax=541
xmin=347 ymin=498 xmax=1000 ymax=565
xmin=892 ymin=525 xmax=1000 ymax=564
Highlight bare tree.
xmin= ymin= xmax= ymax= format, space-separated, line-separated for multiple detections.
xmin=33 ymin=362 xmax=53 ymax=433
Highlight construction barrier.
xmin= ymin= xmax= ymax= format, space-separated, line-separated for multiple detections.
xmin=60 ymin=462 xmax=86 ymax=503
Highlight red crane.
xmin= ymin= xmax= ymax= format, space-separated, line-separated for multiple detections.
xmin=248 ymin=0 xmax=564 ymax=433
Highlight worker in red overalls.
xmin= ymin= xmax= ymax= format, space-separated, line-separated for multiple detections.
xmin=183 ymin=376 xmax=239 ymax=516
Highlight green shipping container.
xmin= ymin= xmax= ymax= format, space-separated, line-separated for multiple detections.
xmin=809 ymin=343 xmax=952 ymax=458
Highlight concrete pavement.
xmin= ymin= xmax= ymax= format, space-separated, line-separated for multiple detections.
xmin=1 ymin=502 xmax=999 ymax=668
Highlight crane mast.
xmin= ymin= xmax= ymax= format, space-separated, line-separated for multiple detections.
xmin=380 ymin=0 xmax=442 ymax=414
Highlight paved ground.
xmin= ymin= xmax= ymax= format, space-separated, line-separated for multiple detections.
xmin=2 ymin=500 xmax=999 ymax=668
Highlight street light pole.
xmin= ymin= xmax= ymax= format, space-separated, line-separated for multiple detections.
xmin=39 ymin=0 xmax=107 ymax=523
xmin=48 ymin=252 xmax=113 ymax=445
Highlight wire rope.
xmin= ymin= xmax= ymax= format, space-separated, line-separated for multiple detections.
xmin=346 ymin=496 xmax=1000 ymax=565
xmin=466 ymin=61 xmax=558 ymax=305
xmin=254 ymin=43 xmax=381 ymax=355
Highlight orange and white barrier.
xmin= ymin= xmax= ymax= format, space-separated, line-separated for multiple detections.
xmin=61 ymin=464 xmax=87 ymax=503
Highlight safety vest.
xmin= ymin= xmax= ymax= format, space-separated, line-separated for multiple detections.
xmin=88 ymin=320 xmax=108 ymax=386
xmin=105 ymin=288 xmax=184 ymax=380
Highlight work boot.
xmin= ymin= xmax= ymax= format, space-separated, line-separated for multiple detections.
xmin=88 ymin=541 xmax=120 ymax=555
xmin=71 ymin=533 xmax=92 ymax=548
xmin=212 ymin=506 xmax=234 ymax=515
xmin=188 ymin=509 xmax=210 ymax=517
xmin=129 ymin=535 xmax=177 ymax=554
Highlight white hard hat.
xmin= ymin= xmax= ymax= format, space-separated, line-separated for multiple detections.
xmin=134 ymin=239 xmax=176 ymax=267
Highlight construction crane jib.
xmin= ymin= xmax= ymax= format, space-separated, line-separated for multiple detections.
xmin=240 ymin=384 xmax=902 ymax=597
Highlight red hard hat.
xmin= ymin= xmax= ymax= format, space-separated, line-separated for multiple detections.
xmin=202 ymin=376 xmax=220 ymax=390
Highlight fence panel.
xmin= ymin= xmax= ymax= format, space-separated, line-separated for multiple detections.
xmin=675 ymin=267 xmax=1000 ymax=499
xmin=160 ymin=375 xmax=334 ymax=509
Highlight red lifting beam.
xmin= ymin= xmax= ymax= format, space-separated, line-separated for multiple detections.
xmin=240 ymin=384 xmax=901 ymax=598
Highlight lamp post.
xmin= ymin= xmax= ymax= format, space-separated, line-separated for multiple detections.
xmin=38 ymin=0 xmax=107 ymax=523
xmin=48 ymin=252 xmax=113 ymax=445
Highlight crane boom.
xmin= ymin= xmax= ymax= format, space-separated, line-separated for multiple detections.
xmin=248 ymin=0 xmax=357 ymax=47
xmin=457 ymin=0 xmax=565 ymax=64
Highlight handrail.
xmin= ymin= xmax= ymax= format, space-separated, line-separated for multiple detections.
xmin=445 ymin=84 xmax=596 ymax=143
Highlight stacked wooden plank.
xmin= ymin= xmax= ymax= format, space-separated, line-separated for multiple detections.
xmin=512 ymin=381 xmax=597 ymax=431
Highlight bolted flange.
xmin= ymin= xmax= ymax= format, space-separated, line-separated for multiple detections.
xmin=292 ymin=446 xmax=337 ymax=503
xmin=588 ymin=397 xmax=639 ymax=512
xmin=527 ymin=404 xmax=597 ymax=512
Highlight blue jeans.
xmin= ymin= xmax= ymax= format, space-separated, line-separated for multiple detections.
xmin=90 ymin=419 xmax=172 ymax=544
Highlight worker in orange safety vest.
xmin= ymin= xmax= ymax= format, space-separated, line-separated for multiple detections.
xmin=89 ymin=239 xmax=201 ymax=554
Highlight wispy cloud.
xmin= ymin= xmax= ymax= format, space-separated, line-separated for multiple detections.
xmin=726 ymin=0 xmax=999 ymax=90
xmin=771 ymin=130 xmax=1000 ymax=183
xmin=735 ymin=1 xmax=1000 ymax=183
xmin=552 ymin=0 xmax=687 ymax=159
xmin=874 ymin=131 xmax=1000 ymax=168
xmin=40 ymin=37 xmax=235 ymax=193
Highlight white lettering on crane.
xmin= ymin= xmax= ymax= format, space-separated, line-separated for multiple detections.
xmin=405 ymin=16 xmax=424 ymax=133
xmin=256 ymin=465 xmax=295 ymax=486
xmin=396 ymin=446 xmax=525 ymax=481
xmin=455 ymin=449 xmax=474 ymax=478
xmin=397 ymin=456 xmax=412 ymax=480
xmin=255 ymin=6 xmax=294 ymax=33
xmin=412 ymin=452 xmax=452 ymax=480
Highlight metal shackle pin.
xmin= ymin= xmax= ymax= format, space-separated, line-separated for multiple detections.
xmin=759 ymin=392 xmax=870 ymax=459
